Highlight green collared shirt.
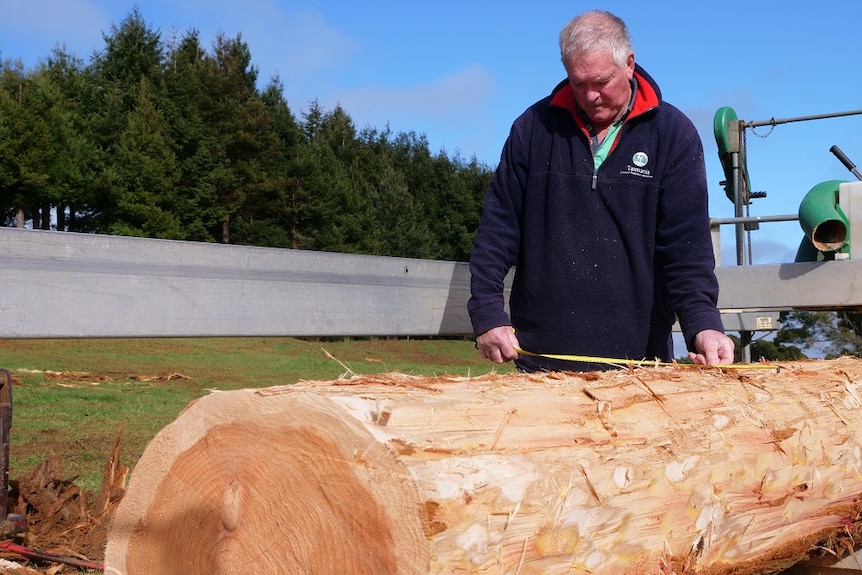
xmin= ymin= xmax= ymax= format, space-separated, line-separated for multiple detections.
xmin=586 ymin=77 xmax=638 ymax=171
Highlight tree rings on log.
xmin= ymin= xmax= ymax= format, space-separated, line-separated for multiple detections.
xmin=105 ymin=390 xmax=425 ymax=574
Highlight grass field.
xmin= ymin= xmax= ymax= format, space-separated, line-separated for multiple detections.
xmin=0 ymin=337 xmax=511 ymax=491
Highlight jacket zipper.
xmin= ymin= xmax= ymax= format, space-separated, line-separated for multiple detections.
xmin=589 ymin=130 xmax=600 ymax=191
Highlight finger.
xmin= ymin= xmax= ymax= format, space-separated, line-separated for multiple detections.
xmin=499 ymin=330 xmax=519 ymax=361
xmin=719 ymin=341 xmax=735 ymax=364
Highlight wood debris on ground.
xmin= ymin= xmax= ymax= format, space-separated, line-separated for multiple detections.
xmin=0 ymin=427 xmax=126 ymax=574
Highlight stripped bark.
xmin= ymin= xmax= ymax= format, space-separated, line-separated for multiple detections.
xmin=105 ymin=358 xmax=862 ymax=574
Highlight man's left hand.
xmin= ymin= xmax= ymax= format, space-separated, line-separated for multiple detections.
xmin=689 ymin=329 xmax=735 ymax=366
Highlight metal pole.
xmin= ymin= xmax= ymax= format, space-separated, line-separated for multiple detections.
xmin=830 ymin=145 xmax=862 ymax=181
xmin=744 ymin=108 xmax=862 ymax=129
xmin=709 ymin=214 xmax=799 ymax=226
xmin=732 ymin=140 xmax=745 ymax=266
xmin=730 ymin=127 xmax=753 ymax=362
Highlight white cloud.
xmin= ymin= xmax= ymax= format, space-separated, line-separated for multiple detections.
xmin=308 ymin=64 xmax=499 ymax=160
xmin=719 ymin=235 xmax=800 ymax=267
xmin=182 ymin=3 xmax=359 ymax=81
xmin=332 ymin=64 xmax=495 ymax=125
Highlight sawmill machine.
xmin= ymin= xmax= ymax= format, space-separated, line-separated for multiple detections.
xmin=713 ymin=105 xmax=862 ymax=264
xmin=712 ymin=106 xmax=862 ymax=361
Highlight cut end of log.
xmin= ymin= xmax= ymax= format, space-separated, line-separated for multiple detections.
xmin=105 ymin=390 xmax=427 ymax=575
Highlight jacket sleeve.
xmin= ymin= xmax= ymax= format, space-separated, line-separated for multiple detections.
xmin=654 ymin=108 xmax=726 ymax=349
xmin=467 ymin=123 xmax=528 ymax=336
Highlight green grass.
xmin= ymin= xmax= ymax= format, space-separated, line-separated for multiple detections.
xmin=0 ymin=337 xmax=509 ymax=490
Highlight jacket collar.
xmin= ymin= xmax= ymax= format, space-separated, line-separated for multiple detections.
xmin=549 ymin=63 xmax=661 ymax=129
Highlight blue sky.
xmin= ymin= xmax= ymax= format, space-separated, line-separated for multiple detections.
xmin=3 ymin=0 xmax=862 ymax=267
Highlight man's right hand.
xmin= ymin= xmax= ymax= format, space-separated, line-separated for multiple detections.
xmin=476 ymin=326 xmax=520 ymax=363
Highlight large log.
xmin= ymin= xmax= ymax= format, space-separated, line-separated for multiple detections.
xmin=104 ymin=358 xmax=862 ymax=574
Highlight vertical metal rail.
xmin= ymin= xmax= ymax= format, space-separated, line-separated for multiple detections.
xmin=728 ymin=119 xmax=752 ymax=362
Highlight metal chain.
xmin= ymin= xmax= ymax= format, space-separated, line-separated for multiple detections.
xmin=748 ymin=124 xmax=775 ymax=138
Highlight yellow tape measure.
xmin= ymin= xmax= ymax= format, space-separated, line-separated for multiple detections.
xmin=514 ymin=348 xmax=779 ymax=371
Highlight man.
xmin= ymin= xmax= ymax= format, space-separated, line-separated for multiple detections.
xmin=468 ymin=10 xmax=734 ymax=371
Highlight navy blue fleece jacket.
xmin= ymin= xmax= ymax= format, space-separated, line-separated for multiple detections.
xmin=468 ymin=64 xmax=725 ymax=371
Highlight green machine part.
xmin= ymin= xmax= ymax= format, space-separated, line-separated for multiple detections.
xmin=713 ymin=106 xmax=752 ymax=204
xmin=795 ymin=179 xmax=850 ymax=261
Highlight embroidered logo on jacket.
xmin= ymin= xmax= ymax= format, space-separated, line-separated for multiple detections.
xmin=623 ymin=151 xmax=652 ymax=179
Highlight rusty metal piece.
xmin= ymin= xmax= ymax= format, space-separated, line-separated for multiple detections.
xmin=0 ymin=541 xmax=104 ymax=571
xmin=0 ymin=370 xmax=26 ymax=537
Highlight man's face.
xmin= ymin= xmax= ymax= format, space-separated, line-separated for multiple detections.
xmin=564 ymin=51 xmax=635 ymax=128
